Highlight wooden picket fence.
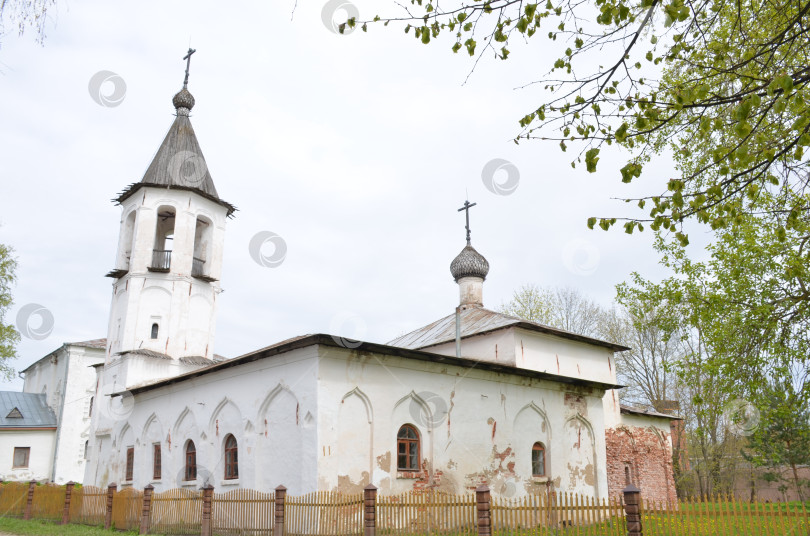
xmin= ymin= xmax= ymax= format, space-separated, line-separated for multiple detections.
xmin=286 ymin=491 xmax=363 ymax=535
xmin=2 ymin=481 xmax=810 ymax=536
xmin=111 ymin=486 xmax=144 ymax=530
xmin=150 ymin=487 xmax=204 ymax=535
xmin=377 ymin=490 xmax=476 ymax=534
xmin=212 ymin=488 xmax=273 ymax=536
xmin=0 ymin=481 xmax=28 ymax=518
xmin=68 ymin=485 xmax=107 ymax=525
xmin=640 ymin=494 xmax=810 ymax=536
xmin=492 ymin=491 xmax=628 ymax=535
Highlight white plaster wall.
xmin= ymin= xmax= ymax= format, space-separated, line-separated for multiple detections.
xmin=615 ymin=412 xmax=674 ymax=444
xmin=22 ymin=349 xmax=68 ymax=419
xmin=425 ymin=327 xmax=517 ymax=365
xmin=602 ymin=389 xmax=623 ymax=428
xmin=85 ymin=346 xmax=319 ymax=495
xmin=22 ymin=344 xmax=105 ymax=483
xmin=107 ymin=188 xmax=227 ymax=362
xmin=316 ymin=345 xmax=609 ymax=499
xmin=0 ymin=430 xmax=57 ymax=481
xmin=513 ymin=328 xmax=617 ymax=385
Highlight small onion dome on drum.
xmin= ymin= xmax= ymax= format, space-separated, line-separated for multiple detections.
xmin=172 ymin=87 xmax=196 ymax=112
xmin=450 ymin=244 xmax=490 ymax=282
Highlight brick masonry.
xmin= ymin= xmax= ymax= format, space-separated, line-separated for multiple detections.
xmin=605 ymin=425 xmax=677 ymax=505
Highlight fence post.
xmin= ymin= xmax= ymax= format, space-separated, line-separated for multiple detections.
xmin=23 ymin=480 xmax=36 ymax=520
xmin=104 ymin=482 xmax=117 ymax=530
xmin=201 ymin=484 xmax=214 ymax=536
xmin=275 ymin=485 xmax=287 ymax=536
xmin=139 ymin=484 xmax=154 ymax=534
xmin=623 ymin=484 xmax=643 ymax=536
xmin=62 ymin=481 xmax=75 ymax=525
xmin=364 ymin=484 xmax=377 ymax=536
xmin=476 ymin=484 xmax=491 ymax=536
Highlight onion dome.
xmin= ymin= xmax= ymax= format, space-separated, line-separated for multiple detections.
xmin=450 ymin=244 xmax=490 ymax=281
xmin=172 ymin=87 xmax=195 ymax=115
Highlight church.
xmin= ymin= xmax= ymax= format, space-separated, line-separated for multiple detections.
xmin=10 ymin=55 xmax=678 ymax=503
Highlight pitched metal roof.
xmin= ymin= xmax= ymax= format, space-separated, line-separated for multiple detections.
xmin=21 ymin=338 xmax=107 ymax=374
xmin=620 ymin=404 xmax=683 ymax=421
xmin=0 ymin=392 xmax=57 ymax=429
xmin=114 ymin=92 xmax=236 ymax=216
xmin=69 ymin=338 xmax=107 ymax=350
xmin=387 ymin=307 xmax=629 ymax=352
xmin=120 ymin=334 xmax=623 ymax=397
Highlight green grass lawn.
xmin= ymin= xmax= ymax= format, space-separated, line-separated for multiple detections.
xmin=0 ymin=518 xmax=137 ymax=536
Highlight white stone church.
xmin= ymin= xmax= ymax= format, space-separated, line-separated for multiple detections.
xmin=11 ymin=66 xmax=678 ymax=500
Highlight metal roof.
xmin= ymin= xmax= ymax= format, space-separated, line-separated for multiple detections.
xmin=115 ymin=92 xmax=235 ymax=216
xmin=115 ymin=349 xmax=217 ymax=366
xmin=69 ymin=338 xmax=107 ymax=350
xmin=0 ymin=392 xmax=57 ymax=429
xmin=387 ymin=307 xmax=629 ymax=352
xmin=620 ymin=404 xmax=683 ymax=421
xmin=120 ymin=334 xmax=623 ymax=397
xmin=22 ymin=338 xmax=107 ymax=374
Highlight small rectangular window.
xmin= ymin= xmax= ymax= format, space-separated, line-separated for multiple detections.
xmin=153 ymin=443 xmax=161 ymax=480
xmin=13 ymin=447 xmax=30 ymax=468
xmin=125 ymin=447 xmax=134 ymax=481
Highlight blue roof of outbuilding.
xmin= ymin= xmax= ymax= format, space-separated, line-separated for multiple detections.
xmin=0 ymin=392 xmax=57 ymax=428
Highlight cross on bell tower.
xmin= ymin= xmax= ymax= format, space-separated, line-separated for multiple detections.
xmin=183 ymin=47 xmax=196 ymax=88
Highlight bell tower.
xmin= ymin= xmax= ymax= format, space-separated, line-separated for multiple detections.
xmin=103 ymin=50 xmax=235 ymax=387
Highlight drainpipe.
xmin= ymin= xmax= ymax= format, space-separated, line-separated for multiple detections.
xmin=455 ymin=307 xmax=461 ymax=358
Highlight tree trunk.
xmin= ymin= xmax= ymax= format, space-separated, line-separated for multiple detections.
xmin=790 ymin=463 xmax=804 ymax=502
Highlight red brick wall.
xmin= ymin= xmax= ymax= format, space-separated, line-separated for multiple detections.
xmin=605 ymin=425 xmax=677 ymax=505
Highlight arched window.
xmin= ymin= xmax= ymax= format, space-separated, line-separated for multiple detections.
xmin=88 ymin=396 xmax=94 ymax=417
xmin=192 ymin=216 xmax=213 ymax=278
xmin=150 ymin=207 xmax=175 ymax=272
xmin=531 ymin=442 xmax=546 ymax=477
xmin=84 ymin=441 xmax=89 ymax=460
xmin=397 ymin=425 xmax=420 ymax=471
xmin=624 ymin=463 xmax=634 ymax=486
xmin=117 ymin=210 xmax=137 ymax=270
xmin=184 ymin=441 xmax=197 ymax=481
xmin=224 ymin=434 xmax=238 ymax=480
xmin=150 ymin=323 xmax=159 ymax=339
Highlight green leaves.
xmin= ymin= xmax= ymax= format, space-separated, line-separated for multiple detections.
xmin=356 ymin=0 xmax=810 ymax=261
xmin=615 ymin=122 xmax=629 ymax=142
xmin=464 ymin=38 xmax=476 ymax=55
xmin=620 ymin=162 xmax=642 ymax=183
xmin=585 ymin=147 xmax=600 ymax=172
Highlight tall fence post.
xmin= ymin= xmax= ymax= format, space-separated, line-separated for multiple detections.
xmin=139 ymin=484 xmax=154 ymax=534
xmin=364 ymin=484 xmax=377 ymax=536
xmin=476 ymin=484 xmax=491 ymax=536
xmin=62 ymin=481 xmax=74 ymax=525
xmin=104 ymin=483 xmax=117 ymax=530
xmin=275 ymin=485 xmax=287 ymax=536
xmin=623 ymin=484 xmax=643 ymax=536
xmin=23 ymin=480 xmax=35 ymax=520
xmin=201 ymin=484 xmax=214 ymax=536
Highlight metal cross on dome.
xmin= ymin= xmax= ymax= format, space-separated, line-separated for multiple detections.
xmin=458 ymin=199 xmax=477 ymax=245
xmin=183 ymin=47 xmax=197 ymax=88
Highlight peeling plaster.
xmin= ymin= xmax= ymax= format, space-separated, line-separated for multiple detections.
xmin=377 ymin=451 xmax=391 ymax=472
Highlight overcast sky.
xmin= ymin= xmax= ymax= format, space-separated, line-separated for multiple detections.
xmin=0 ymin=0 xmax=698 ymax=390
